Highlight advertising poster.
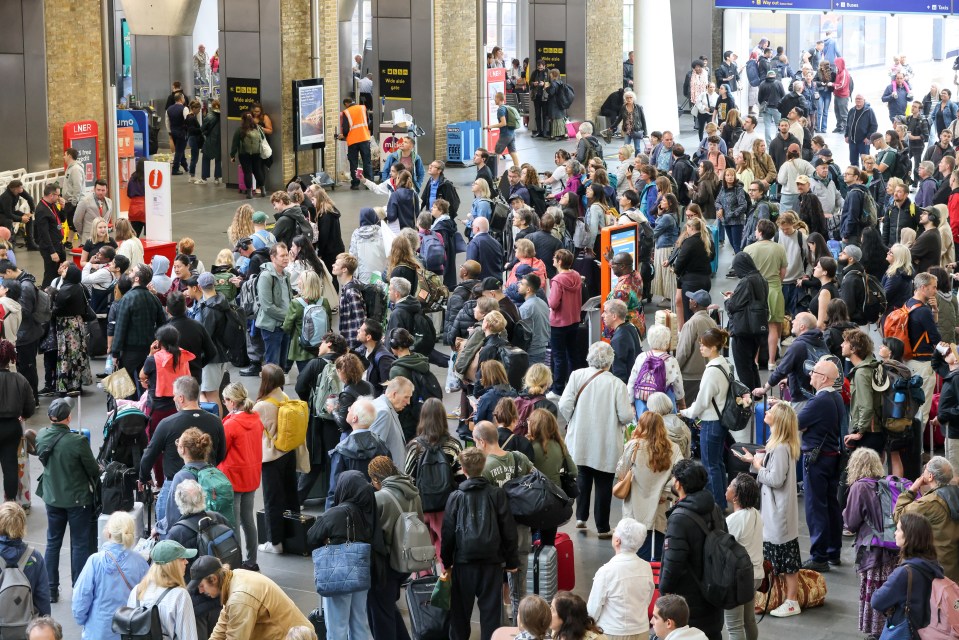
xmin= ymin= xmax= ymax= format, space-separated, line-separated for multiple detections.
xmin=116 ymin=109 xmax=150 ymax=157
xmin=535 ymin=41 xmax=567 ymax=76
xmin=227 ymin=77 xmax=261 ymax=120
xmin=379 ymin=133 xmax=402 ymax=170
xmin=486 ymin=67 xmax=506 ymax=150
xmin=379 ymin=60 xmax=412 ymax=100
xmin=144 ymin=161 xmax=172 ymax=242
xmin=117 ymin=127 xmax=135 ymax=216
xmin=62 ymin=120 xmax=99 ymax=193
xmin=295 ymin=80 xmax=326 ymax=147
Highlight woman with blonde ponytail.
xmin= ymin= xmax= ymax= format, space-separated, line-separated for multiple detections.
xmin=72 ymin=510 xmax=150 ymax=639
xmin=220 ymin=382 xmax=263 ymax=570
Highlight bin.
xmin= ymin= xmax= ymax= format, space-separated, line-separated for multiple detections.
xmin=446 ymin=121 xmax=481 ymax=165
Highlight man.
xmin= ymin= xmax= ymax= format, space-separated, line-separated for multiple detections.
xmin=840 ymin=167 xmax=869 ymax=244
xmin=420 ymin=160 xmax=460 ymax=217
xmin=385 ymin=277 xmax=433 ymax=355
xmin=732 ymin=116 xmax=760 ymax=157
xmin=807 ymin=40 xmax=824 ymax=69
xmin=904 ymin=272 xmax=942 ymax=428
xmin=768 ymin=120 xmax=799 ymax=170
xmin=331 ymin=252 xmax=366 ymax=350
xmin=380 ymin=135 xmax=426 ymax=191
xmin=716 ymin=50 xmax=739 ymax=94
xmin=269 ymin=191 xmax=309 ymax=248
xmin=623 ymin=51 xmax=635 ymax=88
xmin=34 ymin=184 xmax=65 ymax=285
xmin=870 ymin=132 xmax=899 ymax=182
xmin=0 ymin=260 xmax=43 ymax=403
xmin=754 ymin=311 xmax=826 ymax=405
xmin=193 ymin=44 xmax=209 ymax=84
xmin=192 ymin=272 xmax=231 ymax=412
xmin=882 ymin=183 xmax=918 ymax=247
xmin=249 ymin=210 xmax=277 ymax=250
xmin=894 ymin=456 xmax=959 ymax=581
xmin=481 ymin=277 xmax=519 ymax=338
xmin=166 ymin=92 xmax=189 ymax=175
xmin=339 ymin=97 xmax=373 ymax=190
xmin=914 ymin=161 xmax=937 ymax=209
xmin=811 ymin=161 xmax=844 ymax=220
xmin=836 ymin=245 xmax=869 ymax=326
xmin=73 ymin=178 xmax=113 ymax=244
xmin=80 ymin=245 xmax=119 ymax=301
xmin=757 ymin=70 xmax=786 ymax=142
xmin=923 ymin=128 xmax=956 ymax=168
xmin=445 ymin=260 xmax=482 ymax=342
xmin=906 ymin=101 xmax=931 ymax=183
xmin=519 ymin=274 xmax=550 ymax=365
xmin=165 ymin=480 xmax=232 ymax=568
xmin=139 ymin=376 xmax=226 ymax=523
xmin=232 ymin=237 xmax=268 ymax=377
xmin=650 ymin=130 xmax=676 ymax=174
xmin=326 ymin=396 xmax=390 ymax=506
xmin=795 ymin=358 xmax=845 ymax=572
xmin=26 ymin=617 xmax=63 ymax=640
xmin=111 ymin=263 xmax=167 ymax=394
xmin=744 ymin=219 xmax=787 ymax=369
xmin=485 ymin=92 xmax=520 ymax=168
xmin=604 ymin=251 xmax=644 ymax=332
xmin=430 ymin=198 xmax=460 ymax=289
xmin=358 ymin=72 xmax=374 ymax=111
xmin=356 ymin=319 xmax=394 ymax=397
xmin=61 ymin=148 xmax=84 ymax=238
xmin=575 ymin=122 xmax=604 ymax=166
xmin=466 ymin=218 xmax=505 ymax=281
xmin=845 ymin=95 xmax=879 ymax=167
xmin=370 ymin=377 xmax=413 ymax=464
xmin=166 ymin=289 xmax=216 ymax=384
xmin=882 ymin=72 xmax=911 ymax=124
xmin=191 ymin=556 xmax=311 ymax=637
xmin=779 ymin=82 xmax=809 ymax=129
xmin=474 ymin=421 xmax=533 ymax=621
xmin=352 ymin=54 xmax=363 ymax=76
xmin=741 ymin=181 xmax=773 ymax=251
xmin=651 ymin=595 xmax=709 ymax=640
xmin=842 ymin=328 xmax=887 ymax=455
xmin=36 ymin=398 xmax=99 ymax=603
xmin=0 ymin=179 xmax=36 ymax=247
xmin=911 ymin=207 xmax=943 ymax=273
xmin=603 ymin=298 xmax=641 ymax=385
xmin=676 ymin=290 xmax=718 ymax=400
xmin=659 ymin=459 xmax=725 ymax=640
xmin=473 ymin=148 xmax=497 ymax=196
xmin=255 ymin=243 xmax=293 ymax=368
xmin=504 ymin=165 xmax=530 ymax=206
xmin=786 ymin=107 xmax=807 ymax=148
xmin=671 ymin=144 xmax=696 ymax=205
xmin=777 ymin=211 xmax=809 ymax=315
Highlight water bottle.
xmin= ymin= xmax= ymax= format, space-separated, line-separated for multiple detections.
xmin=892 ymin=389 xmax=905 ymax=419
xmin=104 ymin=355 xmax=114 ymax=375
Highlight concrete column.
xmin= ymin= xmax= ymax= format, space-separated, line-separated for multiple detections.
xmin=317 ymin=0 xmax=341 ymax=174
xmin=635 ymin=0 xmax=678 ymax=136
xmin=584 ymin=0 xmax=621 ymax=123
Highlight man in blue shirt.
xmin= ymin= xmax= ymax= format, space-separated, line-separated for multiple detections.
xmin=466 ymin=217 xmax=505 ymax=281
xmin=484 ymin=91 xmax=520 ymax=168
xmin=419 ymin=160 xmax=460 ymax=217
xmin=380 ymin=136 xmax=425 ymax=190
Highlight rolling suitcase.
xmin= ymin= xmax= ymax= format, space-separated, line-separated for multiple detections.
xmin=256 ymin=510 xmax=316 ymax=556
xmin=654 ymin=310 xmax=678 ymax=352
xmin=16 ymin=438 xmax=30 ymax=510
xmin=754 ymin=395 xmax=768 ymax=445
xmin=554 ymin=532 xmax=575 ymax=591
xmin=709 ymin=223 xmax=720 ymax=273
xmin=648 ymin=560 xmax=661 ymax=620
xmin=527 ymin=543 xmax=558 ymax=603
xmin=405 ymin=575 xmax=450 ymax=640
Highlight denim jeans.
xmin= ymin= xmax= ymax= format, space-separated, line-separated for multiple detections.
xmin=45 ymin=504 xmax=95 ymax=590
xmin=725 ymin=224 xmax=744 ymax=255
xmin=779 ymin=192 xmax=799 ymax=214
xmin=171 ymin=133 xmax=188 ymax=173
xmin=625 ymin=132 xmax=645 ymax=154
xmin=233 ymin=490 xmax=258 ymax=563
xmin=699 ymin=420 xmax=728 ymax=510
xmin=323 ymin=590 xmax=372 ymax=640
xmin=155 ymin=478 xmax=172 ymax=525
xmin=549 ymin=323 xmax=579 ymax=394
xmin=188 ymin=135 xmax=202 ymax=176
xmin=817 ymin=94 xmax=832 ymax=132
xmin=261 ymin=327 xmax=290 ymax=369
xmin=201 ymin=154 xmax=222 ymax=180
xmin=763 ymin=108 xmax=781 ymax=142
xmin=782 ymin=282 xmax=798 ymax=317
xmin=848 ymin=142 xmax=870 ymax=167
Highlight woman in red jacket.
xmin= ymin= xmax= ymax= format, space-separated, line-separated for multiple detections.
xmin=548 ymin=249 xmax=583 ymax=396
xmin=220 ymin=382 xmax=264 ymax=571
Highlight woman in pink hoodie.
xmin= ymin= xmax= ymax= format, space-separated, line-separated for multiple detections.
xmin=547 ymin=249 xmax=583 ymax=395
xmin=832 ymin=57 xmax=851 ymax=134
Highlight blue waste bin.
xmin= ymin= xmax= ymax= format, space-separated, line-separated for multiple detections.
xmin=446 ymin=121 xmax=481 ymax=164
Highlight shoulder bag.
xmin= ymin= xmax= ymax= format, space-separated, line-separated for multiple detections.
xmin=258 ymin=126 xmax=273 ymax=160
xmin=312 ymin=512 xmax=372 ymax=596
xmin=878 ymin=566 xmax=913 ymax=640
xmin=612 ymin=443 xmax=638 ymax=500
xmin=567 ymin=369 xmax=604 ymax=423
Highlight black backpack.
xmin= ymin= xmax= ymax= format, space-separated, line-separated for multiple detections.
xmin=498 ymin=345 xmax=530 ymax=391
xmin=443 ymin=179 xmax=461 ymax=217
xmin=101 ymin=461 xmax=137 ymax=515
xmin=179 ymin=515 xmax=242 ymax=570
xmin=556 ymin=83 xmax=575 ymax=110
xmin=112 ymin=587 xmax=173 ymax=640
xmin=405 ymin=367 xmax=443 ymax=404
xmin=850 ymin=269 xmax=887 ymax=325
xmin=892 ymin=148 xmax=913 ymax=184
xmin=222 ymin=305 xmax=250 ymax=368
xmin=356 ymin=281 xmax=388 ymax=328
xmin=415 ymin=439 xmax=456 ymax=513
xmin=511 ymin=318 xmax=534 ymax=352
xmin=411 ymin=311 xmax=437 ymax=356
xmin=637 ymin=221 xmax=655 ymax=262
xmin=675 ymin=507 xmax=755 ymax=610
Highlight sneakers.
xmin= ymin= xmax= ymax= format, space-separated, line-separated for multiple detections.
xmin=597 ymin=531 xmax=613 ymax=540
xmin=214 ymin=178 xmax=222 ymax=184
xmin=38 ymin=387 xmax=56 ymax=397
xmin=194 ymin=178 xmax=207 ymax=184
xmin=241 ymin=560 xmax=260 ymax=571
xmin=575 ymin=520 xmax=587 ymax=529
xmin=769 ymin=600 xmax=801 ymax=618
xmin=257 ymin=541 xmax=283 ymax=554
xmin=802 ymin=558 xmax=831 ymax=572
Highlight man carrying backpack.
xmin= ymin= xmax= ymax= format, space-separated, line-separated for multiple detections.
xmin=484 ymin=91 xmax=521 ymax=169
xmin=753 ymin=312 xmax=826 ymax=409
xmin=385 ymin=277 xmax=436 ymax=357
xmin=842 ymin=328 xmax=887 ymax=455
xmin=326 ymin=396 xmax=390 ymax=509
xmin=899 ymin=272 xmax=942 ymax=430
xmin=192 ymin=272 xmax=231 ymax=414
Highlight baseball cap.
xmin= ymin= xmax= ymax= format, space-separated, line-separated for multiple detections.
xmin=252 ymin=211 xmax=268 ymax=224
xmin=818 ymin=148 xmax=833 ymax=159
xmin=795 ymin=175 xmax=810 ymax=185
xmin=684 ymin=290 xmax=711 ymax=308
xmin=187 ymin=555 xmax=223 ymax=590
xmin=869 ymin=132 xmax=883 ymax=142
xmin=197 ymin=272 xmax=215 ymax=289
xmin=842 ymin=245 xmax=862 ymax=262
xmin=48 ymin=398 xmax=74 ymax=422
xmin=766 ymin=70 xmax=777 ymax=78
xmin=508 ymin=194 xmax=525 ymax=202
xmin=481 ymin=277 xmax=503 ymax=291
xmin=151 ymin=540 xmax=197 ymax=566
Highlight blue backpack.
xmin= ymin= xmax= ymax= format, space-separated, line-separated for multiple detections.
xmin=298 ymin=298 xmax=331 ymax=348
xmin=420 ymin=232 xmax=446 ymax=274
xmin=746 ymin=59 xmax=761 ymax=87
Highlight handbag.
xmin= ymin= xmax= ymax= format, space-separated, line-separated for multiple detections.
xmin=258 ymin=126 xmax=273 ymax=160
xmin=103 ymin=369 xmax=136 ymax=400
xmin=878 ymin=567 xmax=913 ymax=640
xmin=612 ymin=445 xmax=638 ymax=500
xmin=559 ymin=454 xmax=579 ymax=500
xmin=755 ymin=568 xmax=827 ymax=613
xmin=311 ymin=514 xmax=372 ymax=596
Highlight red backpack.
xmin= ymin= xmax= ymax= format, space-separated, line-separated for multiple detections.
xmin=920 ymin=576 xmax=959 ymax=639
xmin=514 ymin=395 xmax=542 ymax=436
xmin=882 ymin=303 xmax=923 ymax=360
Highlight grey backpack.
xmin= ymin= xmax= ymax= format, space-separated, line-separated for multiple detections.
xmin=0 ymin=546 xmax=35 ymax=639
xmin=382 ymin=490 xmax=435 ymax=573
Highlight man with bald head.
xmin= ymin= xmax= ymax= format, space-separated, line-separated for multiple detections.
xmin=326 ymin=395 xmax=390 ymax=508
xmin=796 ymin=355 xmax=845 ymax=572
xmin=466 ymin=216 xmax=505 ymax=280
xmin=753 ymin=311 xmax=828 ymax=410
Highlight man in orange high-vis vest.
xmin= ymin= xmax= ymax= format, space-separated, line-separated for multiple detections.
xmin=339 ymin=97 xmax=373 ymax=190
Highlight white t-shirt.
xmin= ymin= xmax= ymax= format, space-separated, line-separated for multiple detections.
xmin=126 ymin=584 xmax=198 ymax=640
xmin=726 ymin=507 xmax=764 ymax=580
xmin=548 ymin=166 xmax=568 ymax=195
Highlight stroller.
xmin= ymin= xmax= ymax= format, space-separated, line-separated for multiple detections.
xmin=97 ymin=395 xmax=149 ymax=472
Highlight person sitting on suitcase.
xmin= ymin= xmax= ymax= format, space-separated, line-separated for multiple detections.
xmin=587 ymin=517 xmax=655 ymax=639
xmin=442 ymin=447 xmax=519 ymax=640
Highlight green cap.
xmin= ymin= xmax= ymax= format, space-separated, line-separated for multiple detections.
xmin=151 ymin=540 xmax=197 ymax=565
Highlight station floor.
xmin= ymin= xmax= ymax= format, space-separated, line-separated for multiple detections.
xmin=23 ymin=60 xmax=949 ymax=638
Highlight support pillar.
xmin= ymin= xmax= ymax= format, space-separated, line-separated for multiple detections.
xmin=636 ymin=0 xmax=679 ymax=137
xmin=434 ymin=0 xmax=479 ymax=159
xmin=280 ymin=0 xmax=316 ymax=178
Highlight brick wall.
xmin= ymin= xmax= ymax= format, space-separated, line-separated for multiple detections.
xmin=44 ymin=0 xmax=106 ymax=172
xmin=280 ymin=0 xmax=315 ymax=178
xmin=584 ymin=0 xmax=623 ymax=125
xmin=433 ymin=0 xmax=478 ymax=160
xmin=317 ymin=1 xmax=339 ymax=173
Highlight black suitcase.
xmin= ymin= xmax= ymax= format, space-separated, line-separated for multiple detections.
xmin=86 ymin=318 xmax=107 ymax=358
xmin=725 ymin=442 xmax=764 ymax=484
xmin=256 ymin=510 xmax=317 ymax=556
xmin=405 ymin=575 xmax=449 ymax=640
xmin=308 ymin=608 xmax=326 ymax=639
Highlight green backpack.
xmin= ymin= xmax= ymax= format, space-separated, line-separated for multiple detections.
xmin=505 ymin=105 xmax=521 ymax=129
xmin=212 ymin=271 xmax=238 ymax=302
xmin=187 ymin=464 xmax=235 ymax=526
xmin=311 ymin=361 xmax=343 ymax=419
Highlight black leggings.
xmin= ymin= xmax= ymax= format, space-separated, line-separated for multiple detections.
xmin=238 ymin=153 xmax=265 ymax=192
xmin=0 ymin=419 xmax=23 ymax=501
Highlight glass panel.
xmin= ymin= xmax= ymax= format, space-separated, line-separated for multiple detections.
xmin=623 ymin=2 xmax=633 ymax=58
xmin=502 ymin=1 xmax=516 ymax=26
xmin=503 ymin=26 xmax=516 ymax=61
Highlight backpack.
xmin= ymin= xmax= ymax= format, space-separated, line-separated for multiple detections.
xmin=875 ymin=361 xmax=925 ymax=434
xmin=296 ymin=215 xmax=315 ymax=243
xmin=801 ymin=343 xmax=843 ymax=399
xmin=480 ymin=197 xmax=510 ymax=234
xmin=420 ymin=233 xmax=446 ymax=274
xmin=633 ymin=353 xmax=669 ymax=401
xmin=0 ymin=545 xmax=34 ymax=638
xmin=674 ymin=507 xmax=755 ymax=610
xmin=411 ymin=311 xmax=437 ymax=356
xmin=746 ymin=59 xmax=762 ymax=87
xmin=264 ymin=396 xmax=309 ymax=451
xmin=504 ymin=105 xmax=521 ymax=129
xmin=112 ymin=587 xmax=173 ymax=640
xmin=101 ymin=461 xmax=137 ymax=514
xmin=179 ymin=515 xmax=242 ymax=569
xmin=415 ymin=438 xmax=456 ymax=512
xmin=637 ymin=221 xmax=655 ymax=262
xmin=511 ymin=317 xmax=534 ymax=353
xmin=883 ymin=302 xmax=925 ymax=360
xmin=186 ymin=464 xmax=236 ymax=526
xmin=238 ymin=272 xmax=261 ymax=317
xmin=298 ymin=298 xmax=331 ymax=349
xmin=498 ymin=344 xmax=530 ymax=391
xmin=582 ymin=137 xmax=602 ymax=166
xmin=399 ymin=365 xmax=444 ymax=404
xmin=416 ymin=268 xmax=449 ymax=314
xmin=514 ymin=396 xmax=542 ymax=436
xmin=861 ymin=188 xmax=879 ymax=227
xmin=33 ymin=288 xmax=52 ymax=326
xmin=381 ymin=490 xmax=435 ymax=573
xmin=926 ymin=576 xmax=959 ymax=639
xmin=454 ymin=489 xmax=501 ymax=562
xmin=892 ymin=148 xmax=913 ymax=184
xmin=356 ymin=280 xmax=388 ymax=329
xmin=682 ymin=70 xmax=693 ymax=98
xmin=212 ymin=271 xmax=238 ymax=302
xmin=858 ymin=272 xmax=887 ymax=325
xmin=860 ymin=476 xmax=911 ymax=550
xmin=312 ymin=362 xmax=343 ymax=419
xmin=219 ymin=304 xmax=250 ymax=368
xmin=556 ymin=83 xmax=575 ymax=110
xmin=707 ymin=363 xmax=753 ymax=432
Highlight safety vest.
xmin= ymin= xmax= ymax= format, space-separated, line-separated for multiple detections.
xmin=343 ymin=104 xmax=371 ymax=145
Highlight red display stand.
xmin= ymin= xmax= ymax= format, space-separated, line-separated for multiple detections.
xmin=72 ymin=238 xmax=177 ymax=268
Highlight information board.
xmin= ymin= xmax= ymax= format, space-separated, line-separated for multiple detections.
xmin=535 ymin=40 xmax=567 ymax=76
xmin=144 ymin=161 xmax=172 ymax=242
xmin=831 ymin=0 xmax=950 ymax=14
xmin=226 ymin=77 xmax=261 ymax=120
xmin=714 ymin=0 xmax=833 ymax=8
xmin=62 ymin=120 xmax=99 ymax=193
xmin=486 ymin=67 xmax=506 ymax=150
xmin=293 ymin=78 xmax=326 ymax=149
xmin=379 ymin=60 xmax=412 ymax=101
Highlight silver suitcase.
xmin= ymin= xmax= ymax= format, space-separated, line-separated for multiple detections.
xmin=98 ymin=501 xmax=145 ymax=545
xmin=526 ymin=544 xmax=558 ymax=603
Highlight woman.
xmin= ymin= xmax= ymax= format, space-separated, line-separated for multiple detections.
xmin=871 ymin=513 xmax=944 ymax=638
xmin=738 ymin=402 xmax=802 ymax=619
xmin=516 ymin=364 xmax=559 ymax=427
xmin=0 ymin=503 xmax=48 ymax=620
xmin=715 ymin=167 xmax=748 ymax=254
xmin=350 ymin=207 xmax=388 ymax=284
xmin=749 ymin=139 xmax=778 ymax=191
xmin=220 ymin=382 xmax=263 ymax=571
xmin=227 ymin=204 xmax=255 ymax=248
xmin=548 ymin=250 xmax=582 ymax=395
xmin=580 ymin=184 xmax=608 ymax=255
xmin=720 ymin=108 xmax=743 ymax=150
xmin=724 ymin=474 xmax=763 ymax=640
xmin=550 ymin=592 xmax=608 ymax=640
xmin=250 ymin=101 xmax=273 ymax=176
xmin=560 ymin=342 xmax=633 ymax=539
xmin=288 ymin=236 xmax=337 ymax=305
xmin=528 ymin=408 xmax=577 ymax=546
xmin=404 ymin=398 xmax=464 ymax=566
xmin=332 ymin=353 xmax=374 ymax=435
xmin=647 ymin=391 xmax=691 ymax=459
xmin=652 ymin=194 xmax=680 ymax=303
xmin=883 ymin=243 xmax=915 ymax=314
xmin=814 ymin=60 xmax=836 ymax=133
xmin=230 ymin=112 xmax=265 ymax=199
xmin=254 ymin=363 xmax=308 ymax=554
xmin=680 ymin=328 xmax=734 ymax=510
xmin=627 ymin=324 xmax=685 ymax=415
xmin=386 ymin=170 xmax=419 ymax=233
xmin=810 ymin=256 xmax=839 ymax=329
xmin=185 ymin=100 xmax=204 ymax=182
xmin=52 ymin=263 xmax=93 ymax=395
xmin=546 ymin=69 xmax=568 ymax=140
xmin=614 ymin=147 xmax=634 ymax=194
xmin=823 ymin=299 xmax=858 ymax=361
xmin=114 ymin=218 xmax=143 ymax=268
xmin=80 ymin=217 xmax=116 ymax=268
xmin=777 ymin=148 xmax=815 ymax=214
xmin=507 ymin=238 xmax=548 ymax=287
xmin=160 ymin=427 xmax=224 ymax=531
xmin=694 ymin=82 xmax=720 ymax=140
xmin=690 ymin=160 xmax=720 ymax=221
xmin=522 ymin=164 xmax=549 ymax=216
xmin=615 ymin=412 xmax=682 ymax=561
xmin=0 ymin=340 xmax=32 ymax=498
xmin=127 ymin=159 xmax=146 ymax=237
xmin=387 ymin=235 xmax=420 ymax=297
xmin=930 ymin=265 xmax=959 ymax=344
xmin=672 ymin=217 xmax=714 ymax=322
xmin=140 ymin=327 xmax=193 ymax=438
xmin=716 ymin=84 xmax=737 ymax=123
xmin=543 ymin=150 xmax=571 ymax=196
xmin=861 ymin=226 xmax=890 ymax=281
xmin=467 ymin=179 xmax=493 ymax=235
xmin=798 ymin=185 xmax=829 ymax=239
xmin=553 ymin=160 xmax=584 ymax=220
xmin=307 ymin=470 xmax=379 ymax=640
xmin=200 ymin=98 xmax=222 ymax=184
xmin=842 ymin=447 xmax=902 ymax=638
xmin=313 ymin=187 xmax=345 ymax=274
xmin=734 ymin=151 xmax=754 ymax=192
xmin=616 ymin=90 xmax=647 ymax=153
xmin=126 ymin=540 xmax=198 ymax=640
xmin=587 ymin=518 xmax=654 ymax=640
xmin=285 ymin=262 xmax=332 ymax=366
xmin=474 ymin=360 xmax=517 ymax=425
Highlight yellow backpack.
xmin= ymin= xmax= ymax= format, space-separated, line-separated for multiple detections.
xmin=265 ymin=393 xmax=309 ymax=452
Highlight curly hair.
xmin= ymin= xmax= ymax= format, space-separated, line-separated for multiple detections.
xmin=0 ymin=339 xmax=16 ymax=368
xmin=846 ymin=447 xmax=884 ymax=484
xmin=178 ymin=427 xmax=213 ymax=462
xmin=633 ymin=412 xmax=674 ymax=473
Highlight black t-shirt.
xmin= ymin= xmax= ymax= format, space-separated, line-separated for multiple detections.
xmin=139 ymin=409 xmax=227 ymax=481
xmin=83 ymin=239 xmax=117 ymax=257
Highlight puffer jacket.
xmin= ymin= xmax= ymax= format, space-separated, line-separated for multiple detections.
xmin=714 ymin=181 xmax=748 ymax=226
xmin=72 ymin=541 xmax=147 ymax=640
xmin=350 ymin=224 xmax=388 ymax=284
xmin=444 ymin=279 xmax=479 ymax=343
xmin=14 ymin=271 xmax=45 ymax=345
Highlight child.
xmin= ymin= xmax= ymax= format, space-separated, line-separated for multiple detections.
xmin=211 ymin=248 xmax=239 ymax=302
xmin=515 ymin=595 xmax=552 ymax=640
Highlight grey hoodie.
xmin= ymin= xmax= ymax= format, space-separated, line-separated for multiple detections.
xmin=151 ymin=255 xmax=173 ymax=295
xmin=375 ymin=474 xmax=425 ymax=553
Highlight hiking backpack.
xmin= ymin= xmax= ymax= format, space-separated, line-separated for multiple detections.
xmin=746 ymin=59 xmax=761 ymax=87
xmin=312 ymin=360 xmax=344 ymax=419
xmin=381 ymin=490 xmax=435 ymax=573
xmin=212 ymin=271 xmax=238 ymax=302
xmin=416 ymin=269 xmax=449 ymax=315
xmin=861 ymin=188 xmax=879 ymax=227
xmin=926 ymin=576 xmax=959 ymax=639
xmin=504 ymin=105 xmax=522 ymax=129
xmin=858 ymin=271 xmax=887 ymax=325
xmin=801 ymin=343 xmax=844 ymax=399
xmin=180 ymin=515 xmax=242 ymax=569
xmin=633 ymin=353 xmax=669 ymax=401
xmin=356 ymin=280 xmax=388 ymax=329
xmin=101 ymin=461 xmax=137 ymax=514
xmin=112 ymin=587 xmax=173 ymax=640
xmin=238 ymin=272 xmax=261 ymax=317
xmin=420 ymin=233 xmax=446 ymax=274
xmin=860 ymin=476 xmax=911 ymax=550
xmin=674 ymin=507 xmax=755 ymax=610
xmin=875 ymin=361 xmax=925 ymax=434
xmin=298 ymin=298 xmax=331 ymax=349
xmin=883 ymin=302 xmax=924 ymax=360
xmin=33 ymin=288 xmax=52 ymax=326
xmin=0 ymin=545 xmax=35 ymax=638
xmin=221 ymin=304 xmax=250 ymax=368
xmin=414 ymin=438 xmax=456 ymax=513
xmin=264 ymin=395 xmax=309 ymax=452
xmin=186 ymin=464 xmax=236 ymax=526
xmin=555 ymin=83 xmax=575 ymax=110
